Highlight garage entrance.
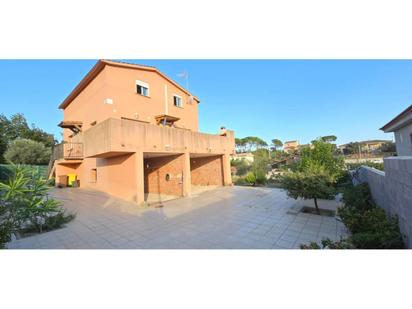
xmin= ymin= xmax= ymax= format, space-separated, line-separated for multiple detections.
xmin=190 ymin=154 xmax=224 ymax=193
xmin=143 ymin=153 xmax=185 ymax=204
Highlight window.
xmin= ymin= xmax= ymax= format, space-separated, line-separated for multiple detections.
xmin=173 ymin=95 xmax=183 ymax=107
xmin=136 ymin=80 xmax=149 ymax=97
xmin=90 ymin=169 xmax=97 ymax=183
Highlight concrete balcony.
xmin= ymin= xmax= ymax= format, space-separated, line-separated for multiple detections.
xmin=82 ymin=118 xmax=235 ymax=158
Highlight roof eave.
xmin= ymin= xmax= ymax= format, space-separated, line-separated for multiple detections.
xmin=380 ymin=104 xmax=412 ymax=132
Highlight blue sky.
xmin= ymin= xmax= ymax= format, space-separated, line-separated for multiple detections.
xmin=0 ymin=60 xmax=411 ymax=145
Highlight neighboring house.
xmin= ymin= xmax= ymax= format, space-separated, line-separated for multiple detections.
xmin=339 ymin=140 xmax=392 ymax=155
xmin=50 ymin=60 xmax=235 ymax=204
xmin=231 ymin=152 xmax=254 ymax=163
xmin=283 ymin=140 xmax=299 ymax=153
xmin=380 ymin=104 xmax=412 ymax=156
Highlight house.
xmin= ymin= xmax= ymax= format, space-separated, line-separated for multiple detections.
xmin=231 ymin=152 xmax=254 ymax=163
xmin=380 ymin=104 xmax=412 ymax=156
xmin=50 ymin=60 xmax=235 ymax=204
xmin=283 ymin=140 xmax=299 ymax=153
xmin=339 ymin=140 xmax=392 ymax=155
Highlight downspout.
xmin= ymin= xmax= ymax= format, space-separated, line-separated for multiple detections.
xmin=164 ymin=84 xmax=168 ymax=126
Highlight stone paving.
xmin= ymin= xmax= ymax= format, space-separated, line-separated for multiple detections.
xmin=7 ymin=186 xmax=347 ymax=249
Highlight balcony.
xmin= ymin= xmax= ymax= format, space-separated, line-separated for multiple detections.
xmin=53 ymin=142 xmax=84 ymax=160
xmin=82 ymin=118 xmax=235 ymax=158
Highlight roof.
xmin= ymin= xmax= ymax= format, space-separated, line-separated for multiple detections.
xmin=284 ymin=140 xmax=298 ymax=144
xmin=380 ymin=104 xmax=412 ymax=132
xmin=59 ymin=59 xmax=200 ymax=109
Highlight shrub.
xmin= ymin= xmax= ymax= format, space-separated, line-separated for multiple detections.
xmin=304 ymin=182 xmax=405 ymax=249
xmin=4 ymin=139 xmax=51 ymax=165
xmin=255 ymin=170 xmax=267 ymax=185
xmin=22 ymin=210 xmax=76 ymax=235
xmin=301 ymin=238 xmax=355 ymax=249
xmin=346 ymin=161 xmax=384 ymax=171
xmin=342 ymin=183 xmax=375 ymax=212
xmin=0 ymin=165 xmax=75 ymax=248
xmin=244 ymin=172 xmax=257 ymax=186
xmin=233 ymin=176 xmax=247 ymax=186
xmin=336 ymin=183 xmax=404 ymax=249
xmin=0 ymin=164 xmax=13 ymax=183
xmin=351 ymin=228 xmax=404 ymax=249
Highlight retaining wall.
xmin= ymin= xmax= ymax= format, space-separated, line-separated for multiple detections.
xmin=356 ymin=157 xmax=412 ymax=248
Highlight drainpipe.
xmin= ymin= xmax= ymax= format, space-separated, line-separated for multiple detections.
xmin=164 ymin=84 xmax=168 ymax=126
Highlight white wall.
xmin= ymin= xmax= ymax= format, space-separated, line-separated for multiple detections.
xmin=394 ymin=123 xmax=412 ymax=156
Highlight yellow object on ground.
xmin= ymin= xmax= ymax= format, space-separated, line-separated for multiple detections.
xmin=67 ymin=174 xmax=77 ymax=186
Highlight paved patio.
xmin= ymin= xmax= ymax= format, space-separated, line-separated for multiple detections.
xmin=8 ymin=186 xmax=347 ymax=249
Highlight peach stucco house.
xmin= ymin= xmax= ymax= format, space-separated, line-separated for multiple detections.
xmin=50 ymin=60 xmax=235 ymax=204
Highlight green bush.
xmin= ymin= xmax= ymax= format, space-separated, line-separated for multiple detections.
xmin=351 ymin=227 xmax=404 ymax=249
xmin=303 ymin=182 xmax=404 ymax=249
xmin=233 ymin=176 xmax=247 ymax=186
xmin=337 ymin=183 xmax=404 ymax=249
xmin=0 ymin=165 xmax=75 ymax=248
xmin=0 ymin=165 xmax=13 ymax=183
xmin=244 ymin=172 xmax=257 ymax=185
xmin=4 ymin=139 xmax=51 ymax=165
xmin=346 ymin=161 xmax=384 ymax=171
xmin=342 ymin=183 xmax=375 ymax=212
xmin=301 ymin=238 xmax=355 ymax=249
xmin=22 ymin=210 xmax=76 ymax=235
xmin=255 ymin=170 xmax=267 ymax=185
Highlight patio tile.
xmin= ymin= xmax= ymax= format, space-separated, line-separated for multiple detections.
xmin=7 ymin=186 xmax=348 ymax=249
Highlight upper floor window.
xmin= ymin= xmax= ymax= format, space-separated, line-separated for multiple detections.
xmin=173 ymin=95 xmax=183 ymax=108
xmin=136 ymin=80 xmax=149 ymax=97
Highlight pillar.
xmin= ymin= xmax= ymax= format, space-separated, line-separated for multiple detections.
xmin=222 ymin=154 xmax=232 ymax=186
xmin=135 ymin=150 xmax=145 ymax=205
xmin=182 ymin=152 xmax=192 ymax=197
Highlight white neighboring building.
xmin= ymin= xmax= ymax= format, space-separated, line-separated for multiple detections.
xmin=231 ymin=152 xmax=254 ymax=163
xmin=381 ymin=105 xmax=412 ymax=156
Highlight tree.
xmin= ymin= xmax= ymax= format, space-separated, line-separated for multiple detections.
xmin=281 ymin=168 xmax=336 ymax=213
xmin=280 ymin=138 xmax=344 ymax=213
xmin=321 ymin=135 xmax=337 ymax=143
xmin=235 ymin=136 xmax=268 ymax=153
xmin=271 ymin=139 xmax=283 ymax=151
xmin=0 ymin=113 xmax=55 ymax=162
xmin=4 ymin=139 xmax=51 ymax=165
xmin=342 ymin=142 xmax=361 ymax=155
xmin=380 ymin=141 xmax=396 ymax=153
xmin=298 ymin=139 xmax=344 ymax=181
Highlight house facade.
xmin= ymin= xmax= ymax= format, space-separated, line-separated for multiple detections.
xmin=51 ymin=60 xmax=235 ymax=204
xmin=339 ymin=140 xmax=392 ymax=155
xmin=231 ymin=152 xmax=254 ymax=163
xmin=380 ymin=104 xmax=412 ymax=156
xmin=283 ymin=140 xmax=299 ymax=153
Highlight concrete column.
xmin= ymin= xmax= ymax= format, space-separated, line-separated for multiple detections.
xmin=222 ymin=154 xmax=232 ymax=186
xmin=182 ymin=152 xmax=192 ymax=197
xmin=135 ymin=150 xmax=145 ymax=205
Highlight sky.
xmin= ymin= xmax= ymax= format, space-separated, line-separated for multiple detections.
xmin=0 ymin=59 xmax=411 ymax=145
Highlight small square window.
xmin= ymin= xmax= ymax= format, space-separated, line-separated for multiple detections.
xmin=173 ymin=95 xmax=183 ymax=108
xmin=136 ymin=80 xmax=149 ymax=97
xmin=136 ymin=84 xmax=149 ymax=96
